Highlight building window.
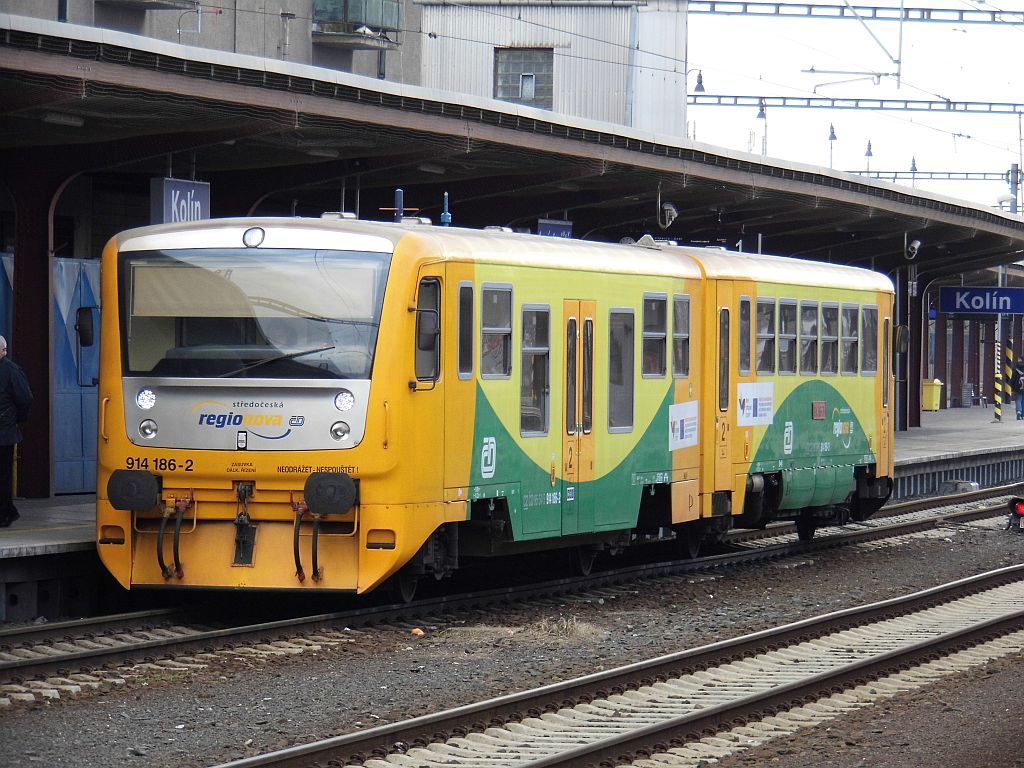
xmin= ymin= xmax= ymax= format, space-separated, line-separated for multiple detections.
xmin=673 ymin=295 xmax=690 ymax=378
xmin=642 ymin=294 xmax=667 ymax=376
xmin=494 ymin=48 xmax=554 ymax=110
xmin=521 ymin=307 xmax=549 ymax=435
xmin=458 ymin=283 xmax=473 ymax=379
xmin=821 ymin=303 xmax=839 ymax=374
xmin=481 ymin=285 xmax=512 ymax=378
xmin=608 ymin=310 xmax=634 ymax=431
xmin=756 ymin=298 xmax=776 ymax=375
xmin=800 ymin=301 xmax=819 ymax=375
xmin=861 ymin=305 xmax=878 ymax=374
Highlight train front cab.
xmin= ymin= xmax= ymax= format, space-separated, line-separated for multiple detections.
xmin=95 ymin=221 xmax=470 ymax=596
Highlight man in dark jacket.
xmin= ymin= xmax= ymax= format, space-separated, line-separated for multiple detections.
xmin=0 ymin=335 xmax=33 ymax=527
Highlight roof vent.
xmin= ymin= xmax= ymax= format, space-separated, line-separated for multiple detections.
xmin=484 ymin=226 xmax=513 ymax=232
xmin=321 ymin=211 xmax=358 ymax=220
xmin=401 ymin=216 xmax=432 ymax=225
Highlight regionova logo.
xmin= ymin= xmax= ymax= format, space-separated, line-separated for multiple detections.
xmin=192 ymin=399 xmax=298 ymax=440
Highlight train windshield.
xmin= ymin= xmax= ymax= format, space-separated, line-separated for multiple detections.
xmin=119 ymin=248 xmax=390 ymax=379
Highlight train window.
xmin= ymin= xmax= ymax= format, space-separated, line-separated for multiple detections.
xmin=738 ymin=297 xmax=751 ymax=376
xmin=841 ymin=304 xmax=859 ymax=375
xmin=673 ymin=295 xmax=690 ymax=378
xmin=583 ymin=318 xmax=594 ymax=434
xmin=800 ymin=301 xmax=819 ymax=375
xmin=861 ymin=305 xmax=878 ymax=374
xmin=719 ymin=308 xmax=730 ymax=411
xmin=642 ymin=294 xmax=667 ymax=377
xmin=415 ymin=278 xmax=441 ymax=381
xmin=883 ymin=318 xmax=891 ymax=407
xmin=755 ymin=298 xmax=776 ymax=375
xmin=821 ymin=304 xmax=839 ymax=374
xmin=458 ymin=283 xmax=474 ymax=379
xmin=521 ymin=306 xmax=549 ymax=435
xmin=779 ymin=300 xmax=797 ymax=375
xmin=481 ymin=285 xmax=512 ymax=378
xmin=609 ymin=310 xmax=634 ymax=432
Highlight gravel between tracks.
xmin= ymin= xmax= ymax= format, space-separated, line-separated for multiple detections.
xmin=2 ymin=519 xmax=1023 ymax=768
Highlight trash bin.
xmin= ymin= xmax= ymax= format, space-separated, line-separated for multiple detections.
xmin=922 ymin=378 xmax=943 ymax=411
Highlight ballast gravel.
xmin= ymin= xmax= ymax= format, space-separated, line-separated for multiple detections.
xmin=1 ymin=518 xmax=1023 ymax=768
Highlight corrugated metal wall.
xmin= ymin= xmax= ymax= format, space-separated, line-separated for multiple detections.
xmin=420 ymin=5 xmax=635 ymax=124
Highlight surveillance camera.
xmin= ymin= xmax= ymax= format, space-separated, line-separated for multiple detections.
xmin=906 ymin=239 xmax=921 ymax=260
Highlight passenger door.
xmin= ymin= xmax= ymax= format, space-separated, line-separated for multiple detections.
xmin=562 ymin=300 xmax=595 ymax=535
xmin=714 ymin=286 xmax=734 ymax=495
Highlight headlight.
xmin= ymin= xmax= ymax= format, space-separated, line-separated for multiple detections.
xmin=334 ymin=389 xmax=355 ymax=412
xmin=330 ymin=421 xmax=351 ymax=441
xmin=136 ymin=388 xmax=157 ymax=410
xmin=139 ymin=419 xmax=158 ymax=439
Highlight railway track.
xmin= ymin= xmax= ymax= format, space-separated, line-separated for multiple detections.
xmin=0 ymin=485 xmax=1015 ymax=688
xmin=209 ymin=565 xmax=1024 ymax=768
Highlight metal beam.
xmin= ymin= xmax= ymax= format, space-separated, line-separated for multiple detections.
xmin=691 ymin=95 xmax=1024 ymax=114
xmin=687 ymin=2 xmax=1024 ymax=24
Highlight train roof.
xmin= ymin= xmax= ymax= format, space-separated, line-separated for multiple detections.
xmin=113 ymin=216 xmax=893 ymax=294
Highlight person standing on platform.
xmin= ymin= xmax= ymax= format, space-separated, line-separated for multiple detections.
xmin=0 ymin=335 xmax=33 ymax=527
xmin=1015 ymin=361 xmax=1024 ymax=420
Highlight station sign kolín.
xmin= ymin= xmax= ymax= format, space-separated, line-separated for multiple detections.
xmin=150 ymin=177 xmax=211 ymax=225
xmin=939 ymin=287 xmax=1024 ymax=316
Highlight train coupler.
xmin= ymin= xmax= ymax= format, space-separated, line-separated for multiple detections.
xmin=233 ymin=483 xmax=257 ymax=566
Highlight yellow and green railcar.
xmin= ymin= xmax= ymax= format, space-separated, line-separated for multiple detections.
xmin=95 ymin=216 xmax=894 ymax=596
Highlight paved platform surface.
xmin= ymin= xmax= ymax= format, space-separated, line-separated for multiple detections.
xmin=2 ymin=404 xmax=1022 ymax=560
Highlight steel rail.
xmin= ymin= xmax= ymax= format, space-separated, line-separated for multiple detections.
xmin=207 ymin=565 xmax=1024 ymax=768
xmin=1 ymin=492 xmax=1011 ymax=681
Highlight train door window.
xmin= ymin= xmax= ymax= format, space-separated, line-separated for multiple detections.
xmin=800 ymin=301 xmax=819 ymax=375
xmin=673 ymin=295 xmax=690 ymax=378
xmin=481 ymin=285 xmax=512 ymax=378
xmin=415 ymin=278 xmax=441 ymax=381
xmin=719 ymin=308 xmax=730 ymax=411
xmin=883 ymin=318 xmax=891 ymax=407
xmin=779 ymin=300 xmax=797 ymax=374
xmin=738 ymin=297 xmax=751 ymax=375
xmin=755 ymin=298 xmax=776 ymax=375
xmin=458 ymin=283 xmax=474 ymax=379
xmin=608 ymin=310 xmax=634 ymax=432
xmin=821 ymin=303 xmax=839 ymax=374
xmin=521 ymin=306 xmax=549 ymax=435
xmin=841 ymin=304 xmax=859 ymax=375
xmin=566 ymin=317 xmax=577 ymax=435
xmin=861 ymin=305 xmax=878 ymax=375
xmin=642 ymin=293 xmax=667 ymax=376
xmin=583 ymin=318 xmax=593 ymax=433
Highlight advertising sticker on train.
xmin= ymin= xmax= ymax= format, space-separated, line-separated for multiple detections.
xmin=737 ymin=382 xmax=775 ymax=426
xmin=668 ymin=400 xmax=699 ymax=450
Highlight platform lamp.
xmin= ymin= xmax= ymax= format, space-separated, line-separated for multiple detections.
xmin=683 ymin=69 xmax=705 ymax=139
xmin=757 ymin=99 xmax=767 ymax=156
xmin=828 ymin=123 xmax=837 ymax=168
xmin=865 ymin=139 xmax=873 ymax=172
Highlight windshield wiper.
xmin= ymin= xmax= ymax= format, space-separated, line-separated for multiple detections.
xmin=217 ymin=345 xmax=336 ymax=378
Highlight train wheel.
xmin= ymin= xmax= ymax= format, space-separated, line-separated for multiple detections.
xmin=573 ymin=547 xmax=598 ymax=577
xmin=796 ymin=517 xmax=816 ymax=542
xmin=678 ymin=527 xmax=702 ymax=559
xmin=391 ymin=570 xmax=419 ymax=603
